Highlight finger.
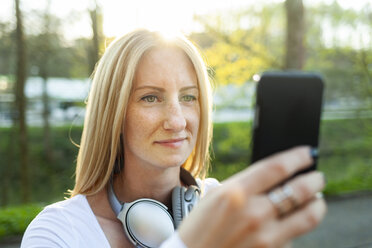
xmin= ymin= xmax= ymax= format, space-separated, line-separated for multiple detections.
xmin=224 ymin=196 xmax=323 ymax=248
xmin=275 ymin=198 xmax=327 ymax=242
xmin=224 ymin=191 xmax=311 ymax=248
xmin=266 ymin=171 xmax=326 ymax=218
xmin=283 ymin=242 xmax=292 ymax=248
xmin=245 ymin=199 xmax=326 ymax=248
xmin=216 ymin=194 xmax=277 ymax=248
xmin=224 ymin=146 xmax=313 ymax=195
xmin=286 ymin=171 xmax=326 ymax=207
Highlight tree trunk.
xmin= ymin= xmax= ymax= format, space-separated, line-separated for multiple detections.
xmin=1 ymin=120 xmax=17 ymax=206
xmin=90 ymin=9 xmax=99 ymax=70
xmin=15 ymin=0 xmax=29 ymax=203
xmin=89 ymin=0 xmax=102 ymax=72
xmin=285 ymin=0 xmax=305 ymax=70
xmin=42 ymin=75 xmax=53 ymax=162
xmin=41 ymin=0 xmax=53 ymax=164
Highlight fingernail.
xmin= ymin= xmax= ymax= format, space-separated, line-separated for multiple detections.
xmin=310 ymin=147 xmax=318 ymax=159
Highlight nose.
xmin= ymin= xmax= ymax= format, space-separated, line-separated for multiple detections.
xmin=163 ymin=101 xmax=186 ymax=132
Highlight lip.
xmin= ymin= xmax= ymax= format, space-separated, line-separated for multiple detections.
xmin=154 ymin=138 xmax=187 ymax=148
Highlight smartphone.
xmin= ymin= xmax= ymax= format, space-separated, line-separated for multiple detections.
xmin=251 ymin=71 xmax=324 ymax=174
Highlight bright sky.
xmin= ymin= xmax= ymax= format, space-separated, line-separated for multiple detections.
xmin=0 ymin=0 xmax=271 ymax=38
xmin=0 ymin=0 xmax=370 ymax=41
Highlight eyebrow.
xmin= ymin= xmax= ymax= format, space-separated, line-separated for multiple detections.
xmin=134 ymin=85 xmax=198 ymax=92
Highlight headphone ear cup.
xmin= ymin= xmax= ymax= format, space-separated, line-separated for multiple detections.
xmin=172 ymin=186 xmax=185 ymax=228
xmin=118 ymin=199 xmax=175 ymax=247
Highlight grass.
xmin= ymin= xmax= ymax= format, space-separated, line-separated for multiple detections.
xmin=0 ymin=204 xmax=43 ymax=240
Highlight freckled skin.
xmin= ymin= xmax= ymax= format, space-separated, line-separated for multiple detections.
xmin=124 ymin=46 xmax=200 ymax=171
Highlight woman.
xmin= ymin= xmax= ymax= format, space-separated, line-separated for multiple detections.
xmin=21 ymin=29 xmax=326 ymax=248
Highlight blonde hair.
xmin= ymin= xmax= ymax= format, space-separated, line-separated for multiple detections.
xmin=70 ymin=29 xmax=213 ymax=197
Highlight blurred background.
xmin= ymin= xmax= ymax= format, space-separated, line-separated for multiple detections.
xmin=0 ymin=0 xmax=371 ymax=245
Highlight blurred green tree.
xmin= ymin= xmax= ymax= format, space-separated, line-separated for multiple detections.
xmin=14 ymin=0 xmax=29 ymax=203
xmin=32 ymin=0 xmax=55 ymax=165
xmin=192 ymin=1 xmax=372 ymax=106
xmin=88 ymin=0 xmax=104 ymax=73
xmin=0 ymin=22 xmax=15 ymax=76
xmin=193 ymin=5 xmax=283 ymax=85
xmin=304 ymin=1 xmax=372 ymax=105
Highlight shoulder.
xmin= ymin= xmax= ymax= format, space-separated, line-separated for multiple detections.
xmin=21 ymin=195 xmax=109 ymax=248
xmin=21 ymin=195 xmax=84 ymax=247
xmin=196 ymin=177 xmax=221 ymax=196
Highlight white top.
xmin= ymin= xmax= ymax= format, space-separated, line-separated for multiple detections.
xmin=21 ymin=178 xmax=220 ymax=248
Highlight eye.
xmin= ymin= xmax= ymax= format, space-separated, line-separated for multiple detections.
xmin=141 ymin=95 xmax=158 ymax=103
xmin=181 ymin=95 xmax=197 ymax=102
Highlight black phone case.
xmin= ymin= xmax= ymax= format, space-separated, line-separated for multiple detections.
xmin=251 ymin=72 xmax=324 ymax=173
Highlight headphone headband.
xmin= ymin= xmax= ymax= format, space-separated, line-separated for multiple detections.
xmin=108 ymin=179 xmax=124 ymax=216
xmin=108 ymin=167 xmax=198 ymax=216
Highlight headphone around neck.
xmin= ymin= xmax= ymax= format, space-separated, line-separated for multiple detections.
xmin=108 ymin=168 xmax=200 ymax=248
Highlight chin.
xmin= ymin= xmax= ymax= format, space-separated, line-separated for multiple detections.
xmin=153 ymin=156 xmax=188 ymax=169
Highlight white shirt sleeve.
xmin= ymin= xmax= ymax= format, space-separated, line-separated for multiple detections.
xmin=196 ymin=177 xmax=221 ymax=196
xmin=21 ymin=195 xmax=110 ymax=248
xmin=159 ymin=232 xmax=187 ymax=248
xmin=21 ymin=207 xmax=76 ymax=248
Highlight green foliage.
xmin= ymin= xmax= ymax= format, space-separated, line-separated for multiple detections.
xmin=194 ymin=1 xmax=372 ymax=106
xmin=210 ymin=121 xmax=252 ymax=180
xmin=317 ymin=119 xmax=372 ymax=195
xmin=0 ymin=22 xmax=15 ymax=76
xmin=27 ymin=34 xmax=91 ymax=78
xmin=0 ymin=17 xmax=91 ymax=78
xmin=208 ymin=119 xmax=372 ymax=197
xmin=1 ymin=118 xmax=371 ymax=207
xmin=0 ymin=204 xmax=43 ymax=239
xmin=320 ymin=156 xmax=372 ymax=195
xmin=0 ymin=119 xmax=371 ymax=239
xmin=194 ymin=4 xmax=285 ymax=85
xmin=0 ymin=126 xmax=82 ymax=205
xmin=204 ymin=40 xmax=269 ymax=85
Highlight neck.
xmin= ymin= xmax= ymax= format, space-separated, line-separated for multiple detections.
xmin=113 ymin=163 xmax=181 ymax=208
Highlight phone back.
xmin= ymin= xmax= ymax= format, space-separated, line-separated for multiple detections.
xmin=251 ymin=72 xmax=324 ymax=171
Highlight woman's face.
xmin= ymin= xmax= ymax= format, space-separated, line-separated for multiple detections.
xmin=123 ymin=46 xmax=200 ymax=170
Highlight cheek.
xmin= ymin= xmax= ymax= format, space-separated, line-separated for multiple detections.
xmin=188 ymin=106 xmax=200 ymax=135
xmin=125 ymin=106 xmax=161 ymax=139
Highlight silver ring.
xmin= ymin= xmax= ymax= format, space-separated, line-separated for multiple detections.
xmin=268 ymin=185 xmax=297 ymax=217
xmin=315 ymin=192 xmax=324 ymax=199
